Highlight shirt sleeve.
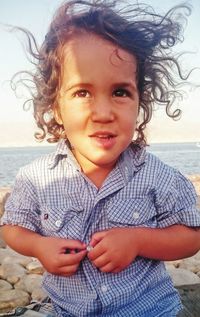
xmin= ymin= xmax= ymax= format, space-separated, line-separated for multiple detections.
xmin=155 ymin=169 xmax=200 ymax=228
xmin=0 ymin=166 xmax=41 ymax=232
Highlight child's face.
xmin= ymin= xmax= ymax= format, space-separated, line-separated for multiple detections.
xmin=55 ymin=33 xmax=139 ymax=174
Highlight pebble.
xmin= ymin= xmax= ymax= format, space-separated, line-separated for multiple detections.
xmin=0 ymin=178 xmax=200 ymax=314
xmin=0 ymin=289 xmax=30 ymax=314
xmin=166 ymin=266 xmax=200 ymax=286
xmin=0 ymin=188 xmax=11 ymax=218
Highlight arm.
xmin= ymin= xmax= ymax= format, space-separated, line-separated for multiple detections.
xmin=2 ymin=225 xmax=87 ymax=276
xmin=88 ymin=225 xmax=200 ymax=273
xmin=135 ymin=225 xmax=200 ymax=259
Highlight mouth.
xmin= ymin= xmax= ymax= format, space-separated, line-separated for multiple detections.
xmin=89 ymin=132 xmax=116 ymax=139
xmin=89 ymin=131 xmax=117 ymax=149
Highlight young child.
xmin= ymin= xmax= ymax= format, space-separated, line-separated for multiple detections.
xmin=1 ymin=1 xmax=200 ymax=316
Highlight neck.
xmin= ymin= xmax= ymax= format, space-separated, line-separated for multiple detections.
xmin=83 ymin=166 xmax=113 ymax=188
xmin=71 ymin=150 xmax=116 ymax=188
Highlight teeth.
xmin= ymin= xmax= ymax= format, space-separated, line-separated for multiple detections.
xmin=97 ymin=135 xmax=112 ymax=138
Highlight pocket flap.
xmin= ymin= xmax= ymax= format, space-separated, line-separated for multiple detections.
xmin=107 ymin=198 xmax=156 ymax=225
xmin=40 ymin=204 xmax=84 ymax=232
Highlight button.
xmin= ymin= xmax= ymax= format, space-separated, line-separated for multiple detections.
xmin=86 ymin=245 xmax=93 ymax=252
xmin=132 ymin=212 xmax=139 ymax=219
xmin=101 ymin=285 xmax=108 ymax=293
xmin=55 ymin=219 xmax=62 ymax=227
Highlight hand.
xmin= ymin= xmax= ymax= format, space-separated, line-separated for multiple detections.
xmin=87 ymin=228 xmax=139 ymax=273
xmin=34 ymin=236 xmax=87 ymax=276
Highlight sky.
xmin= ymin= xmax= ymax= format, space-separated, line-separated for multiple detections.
xmin=0 ymin=0 xmax=200 ymax=146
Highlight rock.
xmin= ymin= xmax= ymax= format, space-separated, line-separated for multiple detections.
xmin=179 ymin=257 xmax=200 ymax=274
xmin=0 ymin=187 xmax=11 ymax=217
xmin=2 ymin=252 xmax=32 ymax=268
xmin=186 ymin=175 xmax=200 ymax=207
xmin=0 ymin=279 xmax=12 ymax=290
xmin=197 ymin=196 xmax=200 ymax=209
xmin=0 ymin=248 xmax=10 ymax=264
xmin=0 ymin=289 xmax=30 ymax=314
xmin=0 ymin=262 xmax=27 ymax=285
xmin=26 ymin=259 xmax=45 ymax=274
xmin=166 ymin=259 xmax=182 ymax=268
xmin=168 ymin=268 xmax=200 ymax=287
xmin=2 ymin=254 xmax=31 ymax=267
xmin=14 ymin=274 xmax=43 ymax=294
xmin=0 ymin=246 xmax=29 ymax=265
xmin=165 ymin=263 xmax=177 ymax=271
xmin=31 ymin=287 xmax=48 ymax=302
xmin=193 ymin=251 xmax=200 ymax=261
xmin=176 ymin=284 xmax=200 ymax=316
xmin=0 ymin=230 xmax=6 ymax=248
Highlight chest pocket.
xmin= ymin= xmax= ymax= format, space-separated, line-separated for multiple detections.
xmin=39 ymin=203 xmax=84 ymax=239
xmin=107 ymin=197 xmax=157 ymax=227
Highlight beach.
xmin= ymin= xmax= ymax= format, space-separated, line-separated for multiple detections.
xmin=0 ymin=175 xmax=200 ymax=315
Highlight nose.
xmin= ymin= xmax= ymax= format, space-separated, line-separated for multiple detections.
xmin=91 ymin=97 xmax=114 ymax=123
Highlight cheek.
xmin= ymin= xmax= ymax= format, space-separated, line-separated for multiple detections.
xmin=127 ymin=120 xmax=137 ymax=136
xmin=61 ymin=111 xmax=85 ymax=140
xmin=60 ymin=107 xmax=80 ymax=127
xmin=123 ymin=107 xmax=138 ymax=129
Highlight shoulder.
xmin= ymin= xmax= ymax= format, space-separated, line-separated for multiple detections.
xmin=145 ymin=151 xmax=172 ymax=176
xmin=22 ymin=151 xmax=55 ymax=171
xmin=143 ymin=151 xmax=195 ymax=197
xmin=16 ymin=150 xmax=57 ymax=185
xmin=129 ymin=144 xmax=173 ymax=178
xmin=131 ymin=145 xmax=193 ymax=190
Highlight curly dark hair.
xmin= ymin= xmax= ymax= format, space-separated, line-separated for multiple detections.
xmin=11 ymin=0 xmax=192 ymax=145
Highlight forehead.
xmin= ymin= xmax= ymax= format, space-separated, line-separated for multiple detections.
xmin=61 ymin=33 xmax=137 ymax=76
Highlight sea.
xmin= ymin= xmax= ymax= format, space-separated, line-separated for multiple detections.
xmin=0 ymin=142 xmax=200 ymax=188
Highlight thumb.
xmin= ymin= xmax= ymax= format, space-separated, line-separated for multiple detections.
xmin=90 ymin=230 xmax=107 ymax=247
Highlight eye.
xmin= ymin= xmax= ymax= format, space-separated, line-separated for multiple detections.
xmin=113 ymin=88 xmax=131 ymax=98
xmin=73 ymin=89 xmax=90 ymax=98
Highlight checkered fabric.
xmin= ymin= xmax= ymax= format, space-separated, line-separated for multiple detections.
xmin=2 ymin=140 xmax=200 ymax=317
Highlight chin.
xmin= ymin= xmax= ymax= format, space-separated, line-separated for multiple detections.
xmin=91 ymin=157 xmax=117 ymax=168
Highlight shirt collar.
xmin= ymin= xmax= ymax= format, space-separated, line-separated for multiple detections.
xmin=48 ymin=139 xmax=147 ymax=177
xmin=47 ymin=139 xmax=79 ymax=169
xmin=117 ymin=142 xmax=147 ymax=182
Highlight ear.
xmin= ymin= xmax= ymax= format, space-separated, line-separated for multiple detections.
xmin=53 ymin=107 xmax=63 ymax=125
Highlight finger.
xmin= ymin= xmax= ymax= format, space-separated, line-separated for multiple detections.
xmin=65 ymin=249 xmax=79 ymax=254
xmin=99 ymin=262 xmax=117 ymax=273
xmin=88 ymin=242 xmax=105 ymax=261
xmin=58 ymin=263 xmax=79 ymax=276
xmin=92 ymin=254 xmax=110 ymax=269
xmin=61 ymin=239 xmax=86 ymax=252
xmin=112 ymin=266 xmax=124 ymax=273
xmin=90 ymin=230 xmax=107 ymax=247
xmin=59 ymin=250 xmax=87 ymax=267
xmin=112 ymin=267 xmax=122 ymax=273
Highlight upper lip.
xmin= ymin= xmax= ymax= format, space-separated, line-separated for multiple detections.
xmin=89 ymin=131 xmax=116 ymax=137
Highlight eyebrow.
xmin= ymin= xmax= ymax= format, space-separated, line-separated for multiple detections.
xmin=65 ymin=81 xmax=137 ymax=92
xmin=112 ymin=82 xmax=138 ymax=91
xmin=65 ymin=82 xmax=92 ymax=92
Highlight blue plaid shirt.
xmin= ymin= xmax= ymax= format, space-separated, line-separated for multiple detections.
xmin=2 ymin=140 xmax=200 ymax=317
